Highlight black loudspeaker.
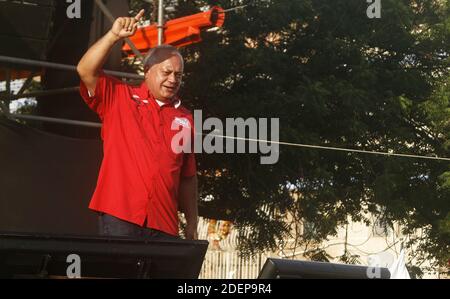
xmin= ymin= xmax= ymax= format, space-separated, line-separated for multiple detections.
xmin=0 ymin=0 xmax=56 ymax=60
xmin=0 ymin=232 xmax=208 ymax=279
xmin=258 ymin=258 xmax=391 ymax=279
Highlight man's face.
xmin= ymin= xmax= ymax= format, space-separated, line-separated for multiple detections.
xmin=145 ymin=53 xmax=183 ymax=102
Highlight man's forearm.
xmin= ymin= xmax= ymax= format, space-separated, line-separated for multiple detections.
xmin=179 ymin=175 xmax=199 ymax=227
xmin=76 ymin=31 xmax=120 ymax=90
xmin=77 ymin=11 xmax=144 ymax=94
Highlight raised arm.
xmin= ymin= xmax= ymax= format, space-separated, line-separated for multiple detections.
xmin=76 ymin=9 xmax=145 ymax=95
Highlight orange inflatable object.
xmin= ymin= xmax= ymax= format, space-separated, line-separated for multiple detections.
xmin=122 ymin=6 xmax=225 ymax=55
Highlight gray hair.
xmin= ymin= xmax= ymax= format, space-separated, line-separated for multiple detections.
xmin=143 ymin=45 xmax=183 ymax=73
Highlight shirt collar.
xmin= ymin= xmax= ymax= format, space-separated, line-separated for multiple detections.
xmin=155 ymin=98 xmax=181 ymax=108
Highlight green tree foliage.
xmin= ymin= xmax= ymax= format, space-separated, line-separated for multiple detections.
xmin=131 ymin=0 xmax=449 ymax=268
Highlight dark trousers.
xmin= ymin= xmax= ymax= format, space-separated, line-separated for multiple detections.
xmin=98 ymin=213 xmax=178 ymax=240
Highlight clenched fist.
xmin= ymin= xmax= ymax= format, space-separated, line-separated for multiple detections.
xmin=110 ymin=9 xmax=145 ymax=39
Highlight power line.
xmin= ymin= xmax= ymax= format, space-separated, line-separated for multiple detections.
xmin=198 ymin=133 xmax=450 ymax=162
xmin=222 ymin=5 xmax=248 ymax=13
xmin=4 ymin=113 xmax=450 ymax=162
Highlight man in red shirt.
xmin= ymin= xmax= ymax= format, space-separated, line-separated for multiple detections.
xmin=77 ymin=10 xmax=198 ymax=240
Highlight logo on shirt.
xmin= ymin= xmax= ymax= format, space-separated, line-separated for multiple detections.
xmin=174 ymin=117 xmax=191 ymax=129
xmin=132 ymin=95 xmax=149 ymax=104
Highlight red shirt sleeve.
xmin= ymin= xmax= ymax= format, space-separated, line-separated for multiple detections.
xmin=79 ymin=71 xmax=125 ymax=120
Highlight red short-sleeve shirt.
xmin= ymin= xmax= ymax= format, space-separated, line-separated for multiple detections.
xmin=79 ymin=72 xmax=196 ymax=236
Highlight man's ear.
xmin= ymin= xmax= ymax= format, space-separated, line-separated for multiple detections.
xmin=143 ymin=66 xmax=149 ymax=78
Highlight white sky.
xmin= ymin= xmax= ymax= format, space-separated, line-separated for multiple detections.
xmin=0 ymin=79 xmax=37 ymax=113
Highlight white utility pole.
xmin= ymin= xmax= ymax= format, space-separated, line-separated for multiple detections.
xmin=157 ymin=0 xmax=164 ymax=45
